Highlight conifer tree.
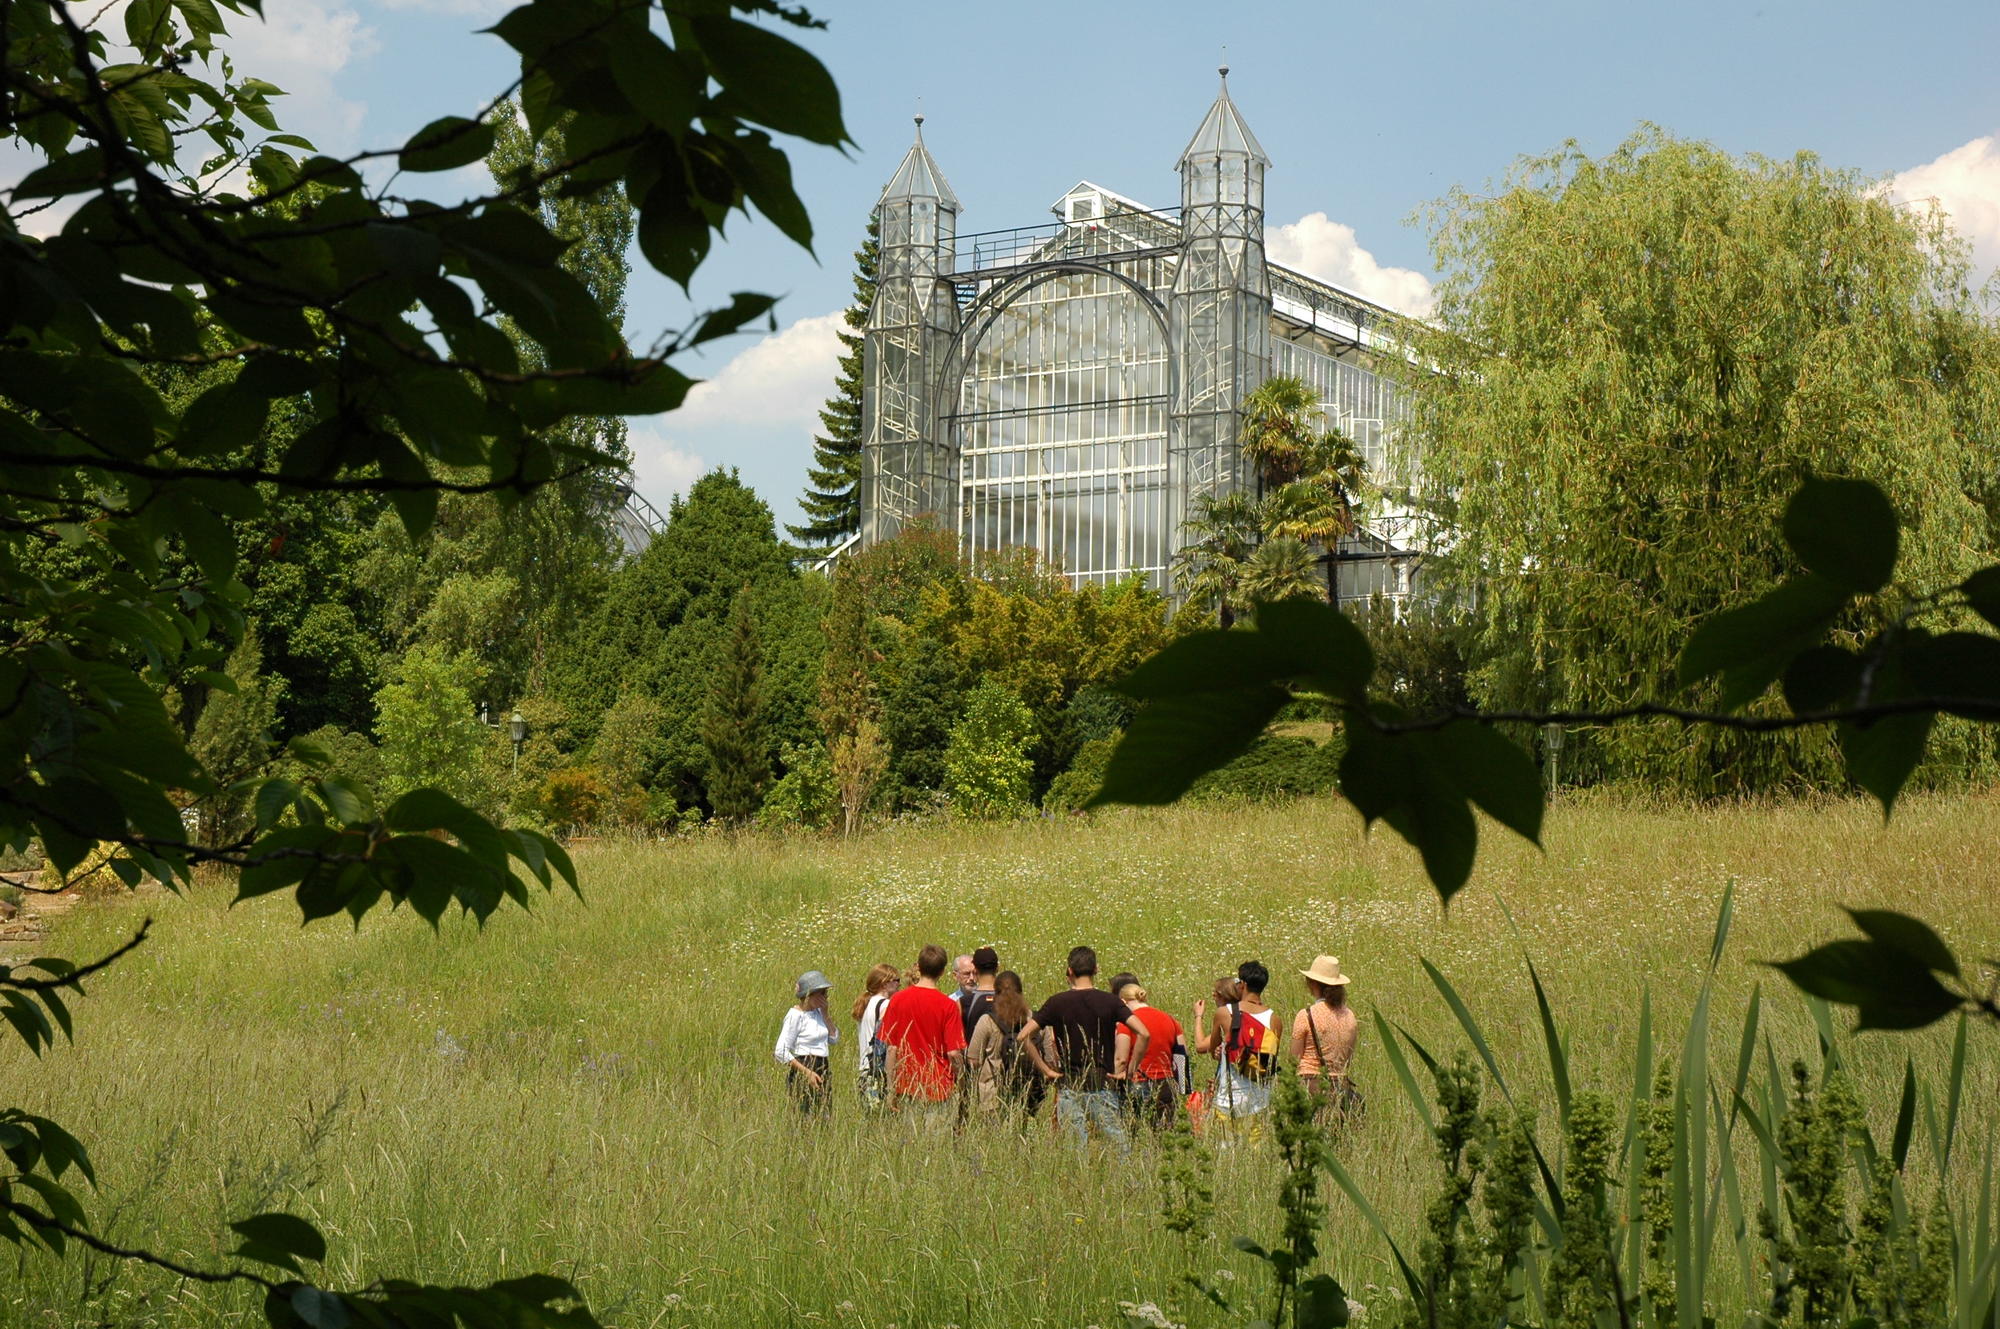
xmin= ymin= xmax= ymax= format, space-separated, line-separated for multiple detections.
xmin=701 ymin=589 xmax=771 ymax=820
xmin=788 ymin=219 xmax=879 ymax=545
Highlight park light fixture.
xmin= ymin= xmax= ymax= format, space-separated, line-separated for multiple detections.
xmin=508 ymin=711 xmax=527 ymax=773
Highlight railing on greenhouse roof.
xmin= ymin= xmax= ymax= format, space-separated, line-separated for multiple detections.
xmin=946 ymin=206 xmax=1182 ymax=282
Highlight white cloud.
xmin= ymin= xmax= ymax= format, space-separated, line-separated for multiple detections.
xmin=624 ymin=311 xmax=846 ymax=514
xmin=676 ymin=311 xmax=847 ymax=427
xmin=1266 ymin=213 xmax=1435 ymax=318
xmin=364 ymin=0 xmax=511 ymax=16
xmin=625 ymin=425 xmax=708 ymax=513
xmin=1889 ymin=133 xmax=2000 ymax=289
xmin=219 ymin=0 xmax=378 ymax=154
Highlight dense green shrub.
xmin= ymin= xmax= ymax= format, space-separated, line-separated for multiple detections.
xmin=1043 ymin=734 xmax=1119 ymax=813
xmin=757 ymin=744 xmax=836 ymax=831
xmin=1188 ymin=735 xmax=1342 ymax=801
xmin=943 ymin=683 xmax=1037 ymax=818
xmin=374 ymin=649 xmax=496 ymax=813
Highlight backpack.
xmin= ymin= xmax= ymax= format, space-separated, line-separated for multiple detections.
xmin=1227 ymin=1004 xmax=1277 ymax=1081
xmin=993 ymin=1016 xmax=1035 ymax=1095
xmin=961 ymin=989 xmax=995 ymax=1042
xmin=865 ymin=994 xmax=891 ymax=1076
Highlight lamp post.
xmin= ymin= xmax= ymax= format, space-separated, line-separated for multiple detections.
xmin=508 ymin=711 xmax=527 ymax=774
xmin=1543 ymin=722 xmax=1564 ymax=796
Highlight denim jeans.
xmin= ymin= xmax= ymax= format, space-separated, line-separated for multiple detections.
xmin=1055 ymin=1086 xmax=1129 ymax=1151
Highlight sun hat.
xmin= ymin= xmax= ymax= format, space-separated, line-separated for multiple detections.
xmin=795 ymin=970 xmax=833 ymax=1000
xmin=1299 ymin=955 xmax=1351 ymax=987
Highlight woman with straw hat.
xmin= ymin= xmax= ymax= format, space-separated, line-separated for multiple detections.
xmin=1291 ymin=955 xmax=1360 ymax=1124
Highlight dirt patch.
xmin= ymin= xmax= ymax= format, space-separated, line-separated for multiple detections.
xmin=0 ymin=870 xmax=131 ymax=948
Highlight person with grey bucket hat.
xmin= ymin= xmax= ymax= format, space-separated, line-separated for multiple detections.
xmin=775 ymin=970 xmax=839 ymax=1117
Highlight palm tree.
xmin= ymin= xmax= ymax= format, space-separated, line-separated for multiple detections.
xmin=1173 ymin=491 xmax=1261 ymax=627
xmin=1238 ymin=375 xmax=1322 ymax=488
xmin=1265 ymin=428 xmax=1369 ymax=605
xmin=1240 ymin=536 xmax=1322 ymax=609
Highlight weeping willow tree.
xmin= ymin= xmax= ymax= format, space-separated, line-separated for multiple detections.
xmin=1397 ymin=125 xmax=2000 ymax=794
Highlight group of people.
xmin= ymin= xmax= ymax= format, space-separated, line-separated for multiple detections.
xmin=771 ymin=942 xmax=1360 ymax=1147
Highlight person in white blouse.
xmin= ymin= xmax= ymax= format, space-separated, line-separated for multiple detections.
xmin=775 ymin=970 xmax=839 ymax=1117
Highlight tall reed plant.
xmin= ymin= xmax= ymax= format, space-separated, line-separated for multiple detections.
xmin=1327 ymin=887 xmax=1999 ymax=1329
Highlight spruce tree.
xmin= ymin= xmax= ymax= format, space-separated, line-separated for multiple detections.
xmin=788 ymin=218 xmax=878 ymax=545
xmin=701 ymin=588 xmax=771 ymax=820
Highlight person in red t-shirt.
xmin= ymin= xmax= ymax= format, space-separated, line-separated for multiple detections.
xmin=877 ymin=943 xmax=967 ymax=1112
xmin=1115 ymin=981 xmax=1184 ymax=1129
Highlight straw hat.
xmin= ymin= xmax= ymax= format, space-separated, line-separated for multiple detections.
xmin=1299 ymin=955 xmax=1351 ymax=987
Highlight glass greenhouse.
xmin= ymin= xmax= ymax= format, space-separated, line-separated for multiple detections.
xmin=857 ymin=72 xmax=1421 ymax=602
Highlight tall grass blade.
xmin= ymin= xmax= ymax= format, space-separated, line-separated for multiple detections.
xmin=1807 ymin=994 xmax=1838 ymax=1059
xmin=1325 ymin=1149 xmax=1426 ymax=1306
xmin=1711 ymin=1082 xmax=1754 ymax=1304
xmin=1727 ymin=985 xmax=1761 ymax=1128
xmin=1892 ymin=1057 xmax=1917 ymax=1172
xmin=1374 ymin=1009 xmax=1435 ymax=1137
xmin=1945 ymin=1011 xmax=1968 ymax=1175
xmin=1419 ymin=955 xmax=1511 ymax=1099
xmin=1676 ymin=960 xmax=1715 ymax=1329
xmin=1707 ymin=877 xmax=1736 ymax=972
xmin=1525 ymin=950 xmax=1573 ymax=1126
xmin=1621 ymin=988 xmax=1656 ymax=1288
xmin=1389 ymin=1017 xmax=1441 ymax=1077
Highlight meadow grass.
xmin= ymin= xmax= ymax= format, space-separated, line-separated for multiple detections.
xmin=4 ymin=792 xmax=1998 ymax=1327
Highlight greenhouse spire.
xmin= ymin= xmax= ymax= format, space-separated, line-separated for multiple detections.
xmin=1178 ymin=65 xmax=1269 ymax=167
xmin=880 ymin=115 xmax=961 ymax=210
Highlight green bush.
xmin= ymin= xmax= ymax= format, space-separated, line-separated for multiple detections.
xmin=1043 ymin=734 xmax=1119 ymax=813
xmin=757 ymin=744 xmax=836 ymax=831
xmin=374 ymin=649 xmax=496 ymax=813
xmin=943 ymin=682 xmax=1037 ymax=818
xmin=1188 ymin=735 xmax=1341 ymax=801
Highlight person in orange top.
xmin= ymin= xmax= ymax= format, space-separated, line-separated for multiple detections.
xmin=1291 ymin=955 xmax=1360 ymax=1122
xmin=1115 ymin=981 xmax=1184 ymax=1129
xmin=878 ymin=943 xmax=967 ymax=1114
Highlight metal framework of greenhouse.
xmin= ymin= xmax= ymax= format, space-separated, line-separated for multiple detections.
xmin=856 ymin=70 xmax=1423 ymax=602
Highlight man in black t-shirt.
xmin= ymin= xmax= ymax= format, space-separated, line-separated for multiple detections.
xmin=1019 ymin=945 xmax=1150 ymax=1148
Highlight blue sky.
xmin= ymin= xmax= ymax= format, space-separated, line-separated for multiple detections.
xmin=34 ymin=1 xmax=2000 ymax=529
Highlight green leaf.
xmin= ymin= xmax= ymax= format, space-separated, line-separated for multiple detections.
xmin=1429 ymin=721 xmax=1543 ymax=846
xmin=1961 ymin=566 xmax=2000 ymax=632
xmin=289 ymin=1286 xmax=350 ymax=1329
xmin=235 ymin=827 xmax=333 ymax=901
xmin=398 ymin=116 xmax=496 ymax=173
xmin=1905 ymin=631 xmax=2000 ymax=718
xmin=287 ymin=734 xmax=335 ymax=768
xmin=230 ymin=1211 xmax=326 ymax=1263
xmin=1087 ymin=687 xmax=1289 ymax=807
xmin=1251 ymin=597 xmax=1375 ymax=700
xmin=1839 ymin=709 xmax=1933 ymax=818
xmin=1298 ymin=1273 xmax=1352 ymax=1328
xmin=1846 ymin=908 xmax=1959 ymax=977
xmin=1678 ymin=573 xmax=1849 ymax=707
xmin=253 ymin=778 xmax=300 ymax=832
xmin=690 ymin=15 xmax=848 ymax=146
xmin=1769 ymin=940 xmax=1962 ymax=1031
xmin=1382 ymin=778 xmax=1477 ymax=903
xmin=1783 ymin=477 xmax=1899 ymax=594
xmin=607 ymin=34 xmax=700 ymax=130
xmin=637 ymin=175 xmax=713 ymax=290
xmin=1781 ymin=644 xmax=1863 ymax=714
xmin=314 ymin=777 xmax=368 ymax=826
xmin=688 ymin=292 xmax=779 ymax=349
